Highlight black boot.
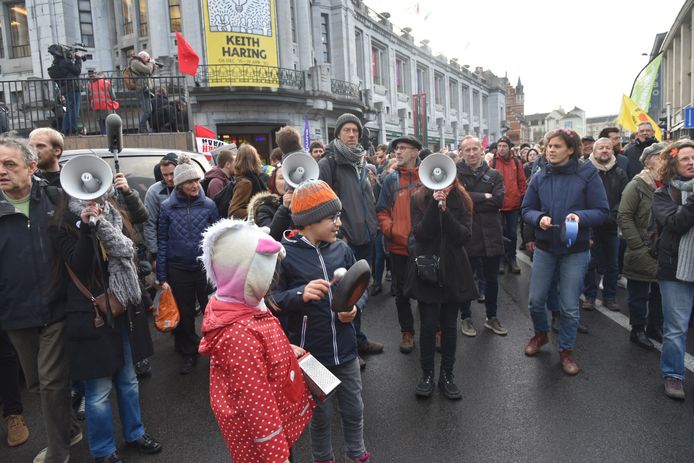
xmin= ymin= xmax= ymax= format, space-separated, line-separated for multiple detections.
xmin=415 ymin=370 xmax=434 ymax=398
xmin=646 ymin=325 xmax=663 ymax=343
xmin=438 ymin=370 xmax=462 ymax=400
xmin=630 ymin=325 xmax=654 ymax=350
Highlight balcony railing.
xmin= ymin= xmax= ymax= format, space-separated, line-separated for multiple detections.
xmin=0 ymin=75 xmax=189 ymax=136
xmin=195 ymin=64 xmax=305 ymax=90
xmin=331 ymin=79 xmax=360 ymax=99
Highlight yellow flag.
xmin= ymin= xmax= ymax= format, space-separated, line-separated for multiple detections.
xmin=617 ymin=94 xmax=662 ymax=141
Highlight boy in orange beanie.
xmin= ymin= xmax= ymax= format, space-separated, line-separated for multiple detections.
xmin=268 ymin=179 xmax=370 ymax=463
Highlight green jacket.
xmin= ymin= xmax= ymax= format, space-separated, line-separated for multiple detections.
xmin=617 ymin=171 xmax=657 ymax=282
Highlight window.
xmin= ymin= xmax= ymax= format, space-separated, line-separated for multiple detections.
xmin=473 ymin=90 xmax=480 ymax=117
xmin=168 ymin=0 xmax=181 ymax=33
xmin=462 ymin=85 xmax=470 ymax=113
xmin=122 ymin=0 xmax=134 ymax=34
xmin=564 ymin=120 xmax=573 ymax=129
xmin=416 ymin=65 xmax=428 ymax=94
xmin=8 ymin=3 xmax=30 ymax=58
xmin=289 ymin=0 xmax=296 ymax=43
xmin=139 ymin=0 xmax=148 ymax=36
xmin=371 ymin=41 xmax=387 ymax=86
xmin=355 ymin=29 xmax=365 ymax=81
xmin=320 ymin=14 xmax=330 ymax=63
xmin=482 ymin=95 xmax=488 ymax=118
xmin=434 ymin=72 xmax=444 ymax=105
xmin=395 ymin=55 xmax=409 ymax=94
xmin=76 ymin=1 xmax=95 ymax=47
xmin=0 ymin=21 xmax=4 ymax=59
xmin=449 ymin=79 xmax=459 ymax=112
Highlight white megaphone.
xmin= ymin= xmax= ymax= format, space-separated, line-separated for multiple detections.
xmin=282 ymin=152 xmax=320 ymax=189
xmin=60 ymin=155 xmax=114 ymax=226
xmin=419 ymin=153 xmax=457 ymax=208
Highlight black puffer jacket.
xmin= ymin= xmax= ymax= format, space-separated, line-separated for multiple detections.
xmin=457 ymin=161 xmax=505 ymax=257
xmin=594 ymin=163 xmax=628 ymax=234
xmin=0 ymin=180 xmax=67 ymax=330
xmin=653 ymin=184 xmax=694 ymax=281
xmin=624 ymin=137 xmax=657 ymax=180
xmin=405 ymin=187 xmax=478 ymax=304
xmin=50 ymin=56 xmax=82 ymax=94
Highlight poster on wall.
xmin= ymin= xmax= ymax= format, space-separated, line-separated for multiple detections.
xmin=202 ymin=0 xmax=280 ymax=87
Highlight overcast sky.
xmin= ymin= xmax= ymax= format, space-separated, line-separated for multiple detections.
xmin=365 ymin=0 xmax=685 ymax=117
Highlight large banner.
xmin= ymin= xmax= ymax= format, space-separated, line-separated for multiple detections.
xmin=630 ymin=53 xmax=663 ymax=113
xmin=202 ymin=0 xmax=279 ymax=87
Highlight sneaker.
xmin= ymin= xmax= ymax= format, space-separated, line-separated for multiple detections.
xmin=346 ymin=451 xmax=371 ymax=462
xmin=580 ymin=298 xmax=595 ymax=311
xmin=399 ymin=332 xmax=415 ymax=354
xmin=617 ymin=276 xmax=628 ymax=289
xmin=135 ymin=358 xmax=152 ymax=379
xmin=127 ymin=432 xmax=162 ymax=454
xmin=524 ymin=331 xmax=548 ymax=356
xmin=484 ymin=317 xmax=508 ymax=336
xmin=559 ymin=349 xmax=580 ymax=375
xmin=358 ymin=340 xmax=384 ymax=355
xmin=34 ymin=431 xmax=82 ymax=463
xmin=415 ymin=370 xmax=435 ymax=398
xmin=602 ymin=298 xmax=619 ymax=311
xmin=460 ymin=318 xmax=477 ymax=337
xmin=180 ymin=355 xmax=197 ymax=375
xmin=94 ymin=452 xmax=123 ymax=463
xmin=5 ymin=414 xmax=29 ymax=447
xmin=664 ymin=377 xmax=685 ymax=400
xmin=438 ymin=370 xmax=462 ymax=400
xmin=435 ymin=330 xmax=442 ymax=352
xmin=477 ymin=294 xmax=486 ymax=303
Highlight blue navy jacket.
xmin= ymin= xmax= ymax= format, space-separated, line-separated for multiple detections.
xmin=521 ymin=157 xmax=609 ymax=255
xmin=157 ymin=186 xmax=218 ymax=281
xmin=269 ymin=234 xmax=366 ymax=368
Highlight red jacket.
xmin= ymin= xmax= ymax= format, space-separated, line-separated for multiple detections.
xmin=376 ymin=166 xmax=420 ymax=256
xmin=199 ymin=298 xmax=314 ymax=463
xmin=492 ymin=155 xmax=527 ymax=211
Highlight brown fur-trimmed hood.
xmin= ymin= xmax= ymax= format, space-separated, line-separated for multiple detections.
xmin=247 ymin=191 xmax=281 ymax=224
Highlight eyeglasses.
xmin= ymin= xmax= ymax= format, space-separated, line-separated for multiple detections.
xmin=329 ymin=212 xmax=341 ymax=224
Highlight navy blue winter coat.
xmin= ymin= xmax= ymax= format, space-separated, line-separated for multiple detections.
xmin=521 ymin=157 xmax=609 ymax=255
xmin=157 ymin=187 xmax=218 ymax=281
xmin=269 ymin=234 xmax=367 ymax=368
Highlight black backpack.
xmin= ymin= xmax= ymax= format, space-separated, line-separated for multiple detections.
xmin=212 ymin=179 xmax=236 ymax=218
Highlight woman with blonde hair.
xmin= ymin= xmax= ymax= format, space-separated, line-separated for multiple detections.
xmin=228 ymin=144 xmax=267 ymax=219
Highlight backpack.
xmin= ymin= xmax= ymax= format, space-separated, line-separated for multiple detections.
xmin=123 ymin=66 xmax=137 ymax=91
xmin=212 ymin=179 xmax=236 ymax=218
xmin=200 ymin=176 xmax=213 ymax=196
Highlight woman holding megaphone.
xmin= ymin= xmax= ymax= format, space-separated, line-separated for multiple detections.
xmin=406 ymin=153 xmax=478 ymax=400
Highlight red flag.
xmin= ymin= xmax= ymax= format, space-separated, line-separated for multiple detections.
xmin=195 ymin=125 xmax=216 ymax=138
xmin=176 ymin=32 xmax=200 ymax=76
xmin=481 ymin=135 xmax=489 ymax=149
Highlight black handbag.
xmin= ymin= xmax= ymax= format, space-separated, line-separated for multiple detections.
xmin=414 ymin=255 xmax=441 ymax=285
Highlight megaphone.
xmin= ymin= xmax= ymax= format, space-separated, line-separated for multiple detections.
xmin=61 ymin=155 xmax=114 ymax=225
xmin=419 ymin=153 xmax=457 ymax=208
xmin=282 ymin=152 xmax=319 ymax=189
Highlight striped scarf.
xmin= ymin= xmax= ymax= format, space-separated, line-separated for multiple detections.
xmin=671 ymin=178 xmax=694 ymax=282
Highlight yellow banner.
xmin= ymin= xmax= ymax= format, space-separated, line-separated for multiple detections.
xmin=202 ymin=0 xmax=279 ymax=88
xmin=617 ymin=94 xmax=662 ymax=141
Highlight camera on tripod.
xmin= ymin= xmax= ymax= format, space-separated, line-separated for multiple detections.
xmin=48 ymin=43 xmax=93 ymax=62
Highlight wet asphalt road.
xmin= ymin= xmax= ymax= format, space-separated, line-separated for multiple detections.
xmin=4 ymin=254 xmax=694 ymax=463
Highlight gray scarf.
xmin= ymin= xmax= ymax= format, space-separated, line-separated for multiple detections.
xmin=69 ymin=197 xmax=142 ymax=306
xmin=670 ymin=178 xmax=694 ymax=282
xmin=334 ymin=139 xmax=365 ymax=173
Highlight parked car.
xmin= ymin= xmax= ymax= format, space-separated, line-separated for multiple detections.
xmin=60 ymin=148 xmax=212 ymax=198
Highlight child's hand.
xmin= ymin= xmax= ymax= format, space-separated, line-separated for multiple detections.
xmin=337 ymin=306 xmax=357 ymax=323
xmin=289 ymin=344 xmax=306 ymax=358
xmin=302 ymin=279 xmax=330 ymax=302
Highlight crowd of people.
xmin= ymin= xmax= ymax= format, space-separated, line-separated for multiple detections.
xmin=0 ymin=114 xmax=693 ymax=462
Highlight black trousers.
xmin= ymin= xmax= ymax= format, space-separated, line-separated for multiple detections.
xmin=390 ymin=253 xmax=414 ymax=333
xmin=167 ymin=266 xmax=208 ymax=357
xmin=419 ymin=302 xmax=458 ymax=373
xmin=0 ymin=330 xmax=23 ymax=417
xmin=349 ymin=242 xmax=373 ymax=347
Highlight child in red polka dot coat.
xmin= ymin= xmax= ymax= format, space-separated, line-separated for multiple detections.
xmin=267 ymin=180 xmax=371 ymax=463
xmin=198 ymin=219 xmax=314 ymax=463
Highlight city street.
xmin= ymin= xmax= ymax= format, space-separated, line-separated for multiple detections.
xmin=4 ymin=255 xmax=694 ymax=463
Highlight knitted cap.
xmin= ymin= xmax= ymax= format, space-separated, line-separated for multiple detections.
xmin=335 ymin=113 xmax=363 ymax=139
xmin=497 ymin=136 xmax=514 ymax=148
xmin=640 ymin=142 xmax=667 ymax=164
xmin=291 ymin=179 xmax=342 ymax=227
xmin=173 ymin=154 xmax=202 ymax=187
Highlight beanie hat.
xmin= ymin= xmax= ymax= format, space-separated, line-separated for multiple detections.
xmin=161 ymin=152 xmax=179 ymax=165
xmin=173 ymin=154 xmax=202 ymax=187
xmin=640 ymin=142 xmax=667 ymax=164
xmin=497 ymin=136 xmax=514 ymax=148
xmin=335 ymin=113 xmax=363 ymax=139
xmin=291 ymin=179 xmax=342 ymax=227
xmin=200 ymin=219 xmax=285 ymax=307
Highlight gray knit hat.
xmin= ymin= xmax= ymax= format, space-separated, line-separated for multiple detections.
xmin=290 ymin=179 xmax=342 ymax=227
xmin=640 ymin=142 xmax=667 ymax=164
xmin=335 ymin=113 xmax=363 ymax=139
xmin=173 ymin=154 xmax=203 ymax=187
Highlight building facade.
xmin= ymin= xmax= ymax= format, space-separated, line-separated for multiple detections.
xmin=1 ymin=0 xmax=508 ymax=156
xmin=504 ymin=78 xmax=530 ymax=145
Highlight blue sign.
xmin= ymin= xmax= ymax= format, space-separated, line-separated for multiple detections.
xmin=685 ymin=107 xmax=694 ymax=129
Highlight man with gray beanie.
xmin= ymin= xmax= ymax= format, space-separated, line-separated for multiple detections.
xmin=156 ymin=154 xmax=219 ymax=374
xmin=319 ymin=113 xmax=383 ymax=367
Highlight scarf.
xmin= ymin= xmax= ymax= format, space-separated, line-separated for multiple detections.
xmin=68 ymin=197 xmax=142 ymax=306
xmin=334 ymin=139 xmax=365 ymax=169
xmin=589 ymin=153 xmax=616 ymax=172
xmin=670 ymin=178 xmax=694 ymax=282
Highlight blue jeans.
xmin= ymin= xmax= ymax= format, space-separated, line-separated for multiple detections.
xmin=372 ymin=232 xmax=386 ymax=288
xmin=501 ymin=209 xmax=519 ymax=264
xmin=583 ymin=232 xmax=620 ymax=300
xmin=84 ymin=328 xmax=145 ymax=458
xmin=310 ymin=358 xmax=366 ymax=461
xmin=62 ymin=90 xmax=81 ymax=135
xmin=659 ymin=280 xmax=694 ymax=381
xmin=460 ymin=256 xmax=500 ymax=320
xmin=528 ymin=249 xmax=590 ymax=350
